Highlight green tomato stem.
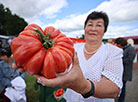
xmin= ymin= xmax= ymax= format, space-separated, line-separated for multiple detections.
xmin=33 ymin=28 xmax=53 ymax=50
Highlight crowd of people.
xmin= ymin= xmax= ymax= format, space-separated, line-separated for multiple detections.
xmin=0 ymin=11 xmax=137 ymax=102
xmin=114 ymin=38 xmax=136 ymax=102
xmin=0 ymin=40 xmax=27 ymax=102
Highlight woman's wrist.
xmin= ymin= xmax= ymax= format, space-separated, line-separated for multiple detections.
xmin=81 ymin=79 xmax=95 ymax=98
xmin=81 ymin=79 xmax=92 ymax=95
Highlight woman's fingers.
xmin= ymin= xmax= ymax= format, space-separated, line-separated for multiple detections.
xmin=18 ymin=68 xmax=25 ymax=72
xmin=12 ymin=63 xmax=17 ymax=69
xmin=33 ymin=52 xmax=82 ymax=88
xmin=72 ymin=52 xmax=79 ymax=66
xmin=70 ymin=52 xmax=81 ymax=74
xmin=34 ymin=74 xmax=65 ymax=87
xmin=12 ymin=63 xmax=25 ymax=72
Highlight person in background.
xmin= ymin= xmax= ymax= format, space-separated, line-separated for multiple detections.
xmin=0 ymin=47 xmax=26 ymax=102
xmin=7 ymin=38 xmax=12 ymax=46
xmin=14 ymin=11 xmax=124 ymax=102
xmin=0 ymin=40 xmax=3 ymax=48
xmin=114 ymin=37 xmax=137 ymax=102
xmin=0 ymin=40 xmax=3 ymax=62
xmin=127 ymin=38 xmax=137 ymax=63
xmin=0 ymin=40 xmax=3 ymax=52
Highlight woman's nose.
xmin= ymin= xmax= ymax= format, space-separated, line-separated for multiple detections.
xmin=91 ymin=25 xmax=97 ymax=31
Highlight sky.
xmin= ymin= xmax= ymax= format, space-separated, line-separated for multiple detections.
xmin=0 ymin=0 xmax=138 ymax=39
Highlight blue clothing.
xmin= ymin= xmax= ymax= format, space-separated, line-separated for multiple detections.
xmin=19 ymin=72 xmax=27 ymax=79
xmin=0 ymin=60 xmax=25 ymax=93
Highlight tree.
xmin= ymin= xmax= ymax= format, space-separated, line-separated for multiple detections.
xmin=0 ymin=4 xmax=28 ymax=36
xmin=77 ymin=34 xmax=85 ymax=39
xmin=0 ymin=4 xmax=6 ymax=34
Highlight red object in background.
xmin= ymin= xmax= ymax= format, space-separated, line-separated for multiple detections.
xmin=69 ymin=38 xmax=85 ymax=44
xmin=0 ymin=89 xmax=10 ymax=102
xmin=54 ymin=88 xmax=64 ymax=101
xmin=11 ymin=24 xmax=74 ymax=79
xmin=54 ymin=88 xmax=64 ymax=97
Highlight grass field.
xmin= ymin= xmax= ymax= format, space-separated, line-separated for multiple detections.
xmin=24 ymin=75 xmax=40 ymax=102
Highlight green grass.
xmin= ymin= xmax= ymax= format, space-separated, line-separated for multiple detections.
xmin=24 ymin=75 xmax=40 ymax=102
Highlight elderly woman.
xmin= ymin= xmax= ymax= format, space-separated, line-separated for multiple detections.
xmin=14 ymin=11 xmax=123 ymax=102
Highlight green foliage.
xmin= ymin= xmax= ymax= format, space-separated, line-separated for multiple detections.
xmin=0 ymin=4 xmax=28 ymax=36
xmin=77 ymin=34 xmax=85 ymax=39
xmin=24 ymin=75 xmax=40 ymax=102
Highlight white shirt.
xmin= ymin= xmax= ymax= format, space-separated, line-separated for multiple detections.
xmin=5 ymin=76 xmax=27 ymax=102
xmin=64 ymin=43 xmax=123 ymax=102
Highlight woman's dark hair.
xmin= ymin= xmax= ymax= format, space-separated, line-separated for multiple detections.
xmin=114 ymin=37 xmax=128 ymax=47
xmin=0 ymin=47 xmax=12 ymax=57
xmin=84 ymin=11 xmax=109 ymax=32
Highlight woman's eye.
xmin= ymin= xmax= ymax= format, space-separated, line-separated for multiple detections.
xmin=97 ymin=23 xmax=104 ymax=27
xmin=87 ymin=24 xmax=93 ymax=26
xmin=97 ymin=24 xmax=102 ymax=27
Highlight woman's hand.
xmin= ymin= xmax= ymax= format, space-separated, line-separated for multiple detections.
xmin=12 ymin=63 xmax=25 ymax=72
xmin=11 ymin=52 xmax=91 ymax=95
xmin=11 ymin=54 xmax=25 ymax=72
xmin=34 ymin=52 xmax=91 ymax=94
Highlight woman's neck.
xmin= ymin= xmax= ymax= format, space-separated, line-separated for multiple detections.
xmin=85 ymin=41 xmax=102 ymax=51
xmin=83 ymin=41 xmax=102 ymax=59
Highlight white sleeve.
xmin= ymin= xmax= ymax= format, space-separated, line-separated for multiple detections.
xmin=102 ymin=45 xmax=123 ymax=89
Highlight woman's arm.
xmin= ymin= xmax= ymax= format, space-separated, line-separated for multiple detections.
xmin=35 ymin=53 xmax=120 ymax=98
xmin=93 ymin=77 xmax=120 ymax=98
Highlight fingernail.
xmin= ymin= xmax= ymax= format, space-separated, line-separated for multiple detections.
xmin=37 ymin=78 xmax=42 ymax=83
xmin=37 ymin=78 xmax=45 ymax=86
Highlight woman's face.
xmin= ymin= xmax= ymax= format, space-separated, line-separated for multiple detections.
xmin=84 ymin=19 xmax=105 ymax=43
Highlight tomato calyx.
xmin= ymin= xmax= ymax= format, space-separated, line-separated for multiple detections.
xmin=34 ymin=28 xmax=53 ymax=50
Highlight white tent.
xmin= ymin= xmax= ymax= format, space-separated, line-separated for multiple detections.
xmin=0 ymin=35 xmax=10 ymax=39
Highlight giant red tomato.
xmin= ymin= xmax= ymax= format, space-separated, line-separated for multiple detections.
xmin=11 ymin=24 xmax=74 ymax=79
